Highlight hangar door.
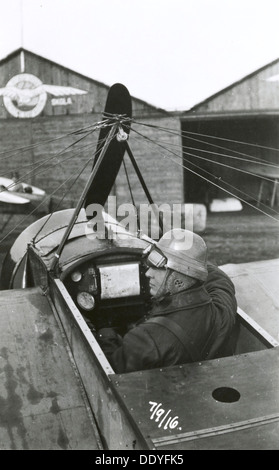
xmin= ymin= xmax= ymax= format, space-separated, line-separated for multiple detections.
xmin=181 ymin=114 xmax=279 ymax=206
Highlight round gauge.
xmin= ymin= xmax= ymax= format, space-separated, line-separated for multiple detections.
xmin=71 ymin=271 xmax=82 ymax=282
xmin=77 ymin=292 xmax=95 ymax=311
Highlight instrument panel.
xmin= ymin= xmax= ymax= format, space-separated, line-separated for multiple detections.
xmin=63 ymin=252 xmax=151 ymax=331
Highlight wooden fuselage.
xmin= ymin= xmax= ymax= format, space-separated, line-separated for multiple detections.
xmin=1 ymin=207 xmax=278 ymax=450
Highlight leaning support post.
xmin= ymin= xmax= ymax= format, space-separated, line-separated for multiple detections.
xmin=124 ymin=141 xmax=164 ymax=235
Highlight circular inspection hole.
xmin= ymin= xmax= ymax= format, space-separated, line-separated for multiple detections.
xmin=212 ymin=387 xmax=241 ymax=403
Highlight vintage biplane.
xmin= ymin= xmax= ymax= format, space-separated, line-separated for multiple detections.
xmin=0 ymin=175 xmax=47 ymax=215
xmin=0 ymin=84 xmax=278 ymax=450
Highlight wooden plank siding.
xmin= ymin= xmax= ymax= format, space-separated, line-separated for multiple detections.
xmin=0 ymin=49 xmax=169 ymax=118
xmin=189 ymin=58 xmax=279 ymax=113
xmin=0 ymin=49 xmax=183 ymax=212
xmin=0 ymin=49 xmax=182 ymax=211
xmin=115 ymin=116 xmax=183 ymax=206
xmin=0 ymin=114 xmax=182 ymax=209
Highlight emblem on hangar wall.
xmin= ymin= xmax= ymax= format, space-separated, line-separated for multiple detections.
xmin=0 ymin=73 xmax=88 ymax=118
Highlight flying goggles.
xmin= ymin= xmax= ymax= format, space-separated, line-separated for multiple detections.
xmin=142 ymin=244 xmax=167 ymax=269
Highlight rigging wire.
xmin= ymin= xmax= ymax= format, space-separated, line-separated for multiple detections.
xmin=33 ymin=159 xmax=92 ymax=244
xmin=130 ymin=130 xmax=274 ymax=214
xmin=176 ymin=157 xmax=279 ymax=222
xmin=142 ymin=136 xmax=279 ymax=173
xmin=179 ymin=134 xmax=279 ymax=169
xmin=131 ymin=131 xmax=278 ymax=185
xmin=0 ymin=128 xmax=110 ymax=193
xmin=2 ymin=115 xmax=277 ymax=193
xmin=0 ymin=129 xmax=117 ymax=244
xmin=0 ymin=177 xmax=75 ymax=246
xmin=0 ymin=118 xmax=111 ymax=161
xmin=0 ymin=139 xmax=100 ymax=179
xmin=33 ymin=130 xmax=118 ymax=244
xmin=1 ymin=143 xmax=97 ymax=190
xmin=0 ymin=152 xmax=100 ymax=246
xmin=1 ymin=131 xmax=93 ymax=191
xmin=132 ymin=119 xmax=279 ymax=154
xmin=181 ymin=148 xmax=277 ymax=184
xmin=130 ymin=127 xmax=279 ymax=222
xmin=132 ymin=121 xmax=279 ymax=170
xmin=129 ymin=119 xmax=279 ymax=214
xmin=1 ymin=114 xmax=279 ymax=252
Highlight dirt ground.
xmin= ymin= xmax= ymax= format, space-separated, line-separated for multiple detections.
xmin=203 ymin=205 xmax=279 ymax=266
xmin=0 ymin=204 xmax=279 ymax=277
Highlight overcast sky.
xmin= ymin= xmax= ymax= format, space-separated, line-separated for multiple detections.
xmin=0 ymin=0 xmax=278 ymax=110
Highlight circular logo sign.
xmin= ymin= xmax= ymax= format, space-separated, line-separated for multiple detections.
xmin=3 ymin=73 xmax=47 ymax=118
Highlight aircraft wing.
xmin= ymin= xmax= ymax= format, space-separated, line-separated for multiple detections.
xmin=221 ymin=258 xmax=279 ymax=347
xmin=0 ymin=177 xmax=46 ymax=196
xmin=0 ymin=286 xmax=102 ymax=450
xmin=0 ymin=190 xmax=30 ymax=204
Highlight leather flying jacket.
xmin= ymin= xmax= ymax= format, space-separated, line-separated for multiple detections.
xmin=97 ymin=263 xmax=238 ymax=373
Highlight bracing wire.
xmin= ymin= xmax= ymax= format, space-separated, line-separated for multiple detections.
xmin=132 ymin=120 xmax=279 ymax=177
xmin=130 ymin=126 xmax=279 ymax=222
xmin=32 ymin=129 xmax=118 ymax=244
xmin=1 ymin=114 xmax=279 ymax=253
xmin=129 ymin=127 xmax=279 ymax=216
xmin=131 ymin=132 xmax=278 ymax=185
xmin=181 ymin=149 xmax=277 ymax=184
xmin=130 ymin=130 xmax=273 ymax=213
xmin=0 ymin=131 xmax=116 ymax=246
xmin=143 ymin=136 xmax=279 ymax=174
xmin=0 ymin=139 xmax=100 ymax=179
xmin=0 ymin=117 xmax=111 ymax=161
xmin=182 ymin=128 xmax=279 ymax=154
xmin=132 ymin=121 xmax=279 ymax=171
xmin=0 ymin=130 xmax=93 ymax=192
xmin=0 ymin=124 xmax=115 ymax=193
xmin=179 ymin=134 xmax=279 ymax=169
xmin=132 ymin=119 xmax=279 ymax=154
xmin=33 ymin=158 xmax=93 ymax=244
xmin=0 ymin=177 xmax=75 ymax=246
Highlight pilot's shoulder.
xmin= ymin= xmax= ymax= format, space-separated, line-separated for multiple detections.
xmin=205 ymin=262 xmax=236 ymax=295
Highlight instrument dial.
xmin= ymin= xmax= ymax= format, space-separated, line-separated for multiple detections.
xmin=71 ymin=271 xmax=82 ymax=282
xmin=77 ymin=291 xmax=95 ymax=311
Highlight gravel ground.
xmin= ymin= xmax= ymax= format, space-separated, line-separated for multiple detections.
xmin=0 ymin=205 xmax=278 ymax=277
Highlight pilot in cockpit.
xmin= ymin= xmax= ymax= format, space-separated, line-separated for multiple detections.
xmin=96 ymin=229 xmax=238 ymax=373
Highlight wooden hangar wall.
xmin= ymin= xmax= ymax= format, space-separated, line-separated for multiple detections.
xmin=0 ymin=49 xmax=183 ymax=212
xmin=181 ymin=58 xmax=279 ymax=207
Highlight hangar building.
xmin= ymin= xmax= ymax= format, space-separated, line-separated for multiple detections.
xmin=1 ymin=49 xmax=278 ymax=215
xmin=181 ymin=58 xmax=279 ymax=208
xmin=0 ymin=48 xmax=183 ymax=211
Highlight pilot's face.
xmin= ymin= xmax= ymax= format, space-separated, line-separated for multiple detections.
xmin=145 ymin=267 xmax=167 ymax=297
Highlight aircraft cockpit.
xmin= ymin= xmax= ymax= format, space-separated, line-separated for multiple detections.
xmin=61 ymin=249 xmax=152 ymax=332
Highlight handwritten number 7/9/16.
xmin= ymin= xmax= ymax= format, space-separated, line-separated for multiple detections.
xmin=149 ymin=401 xmax=180 ymax=430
